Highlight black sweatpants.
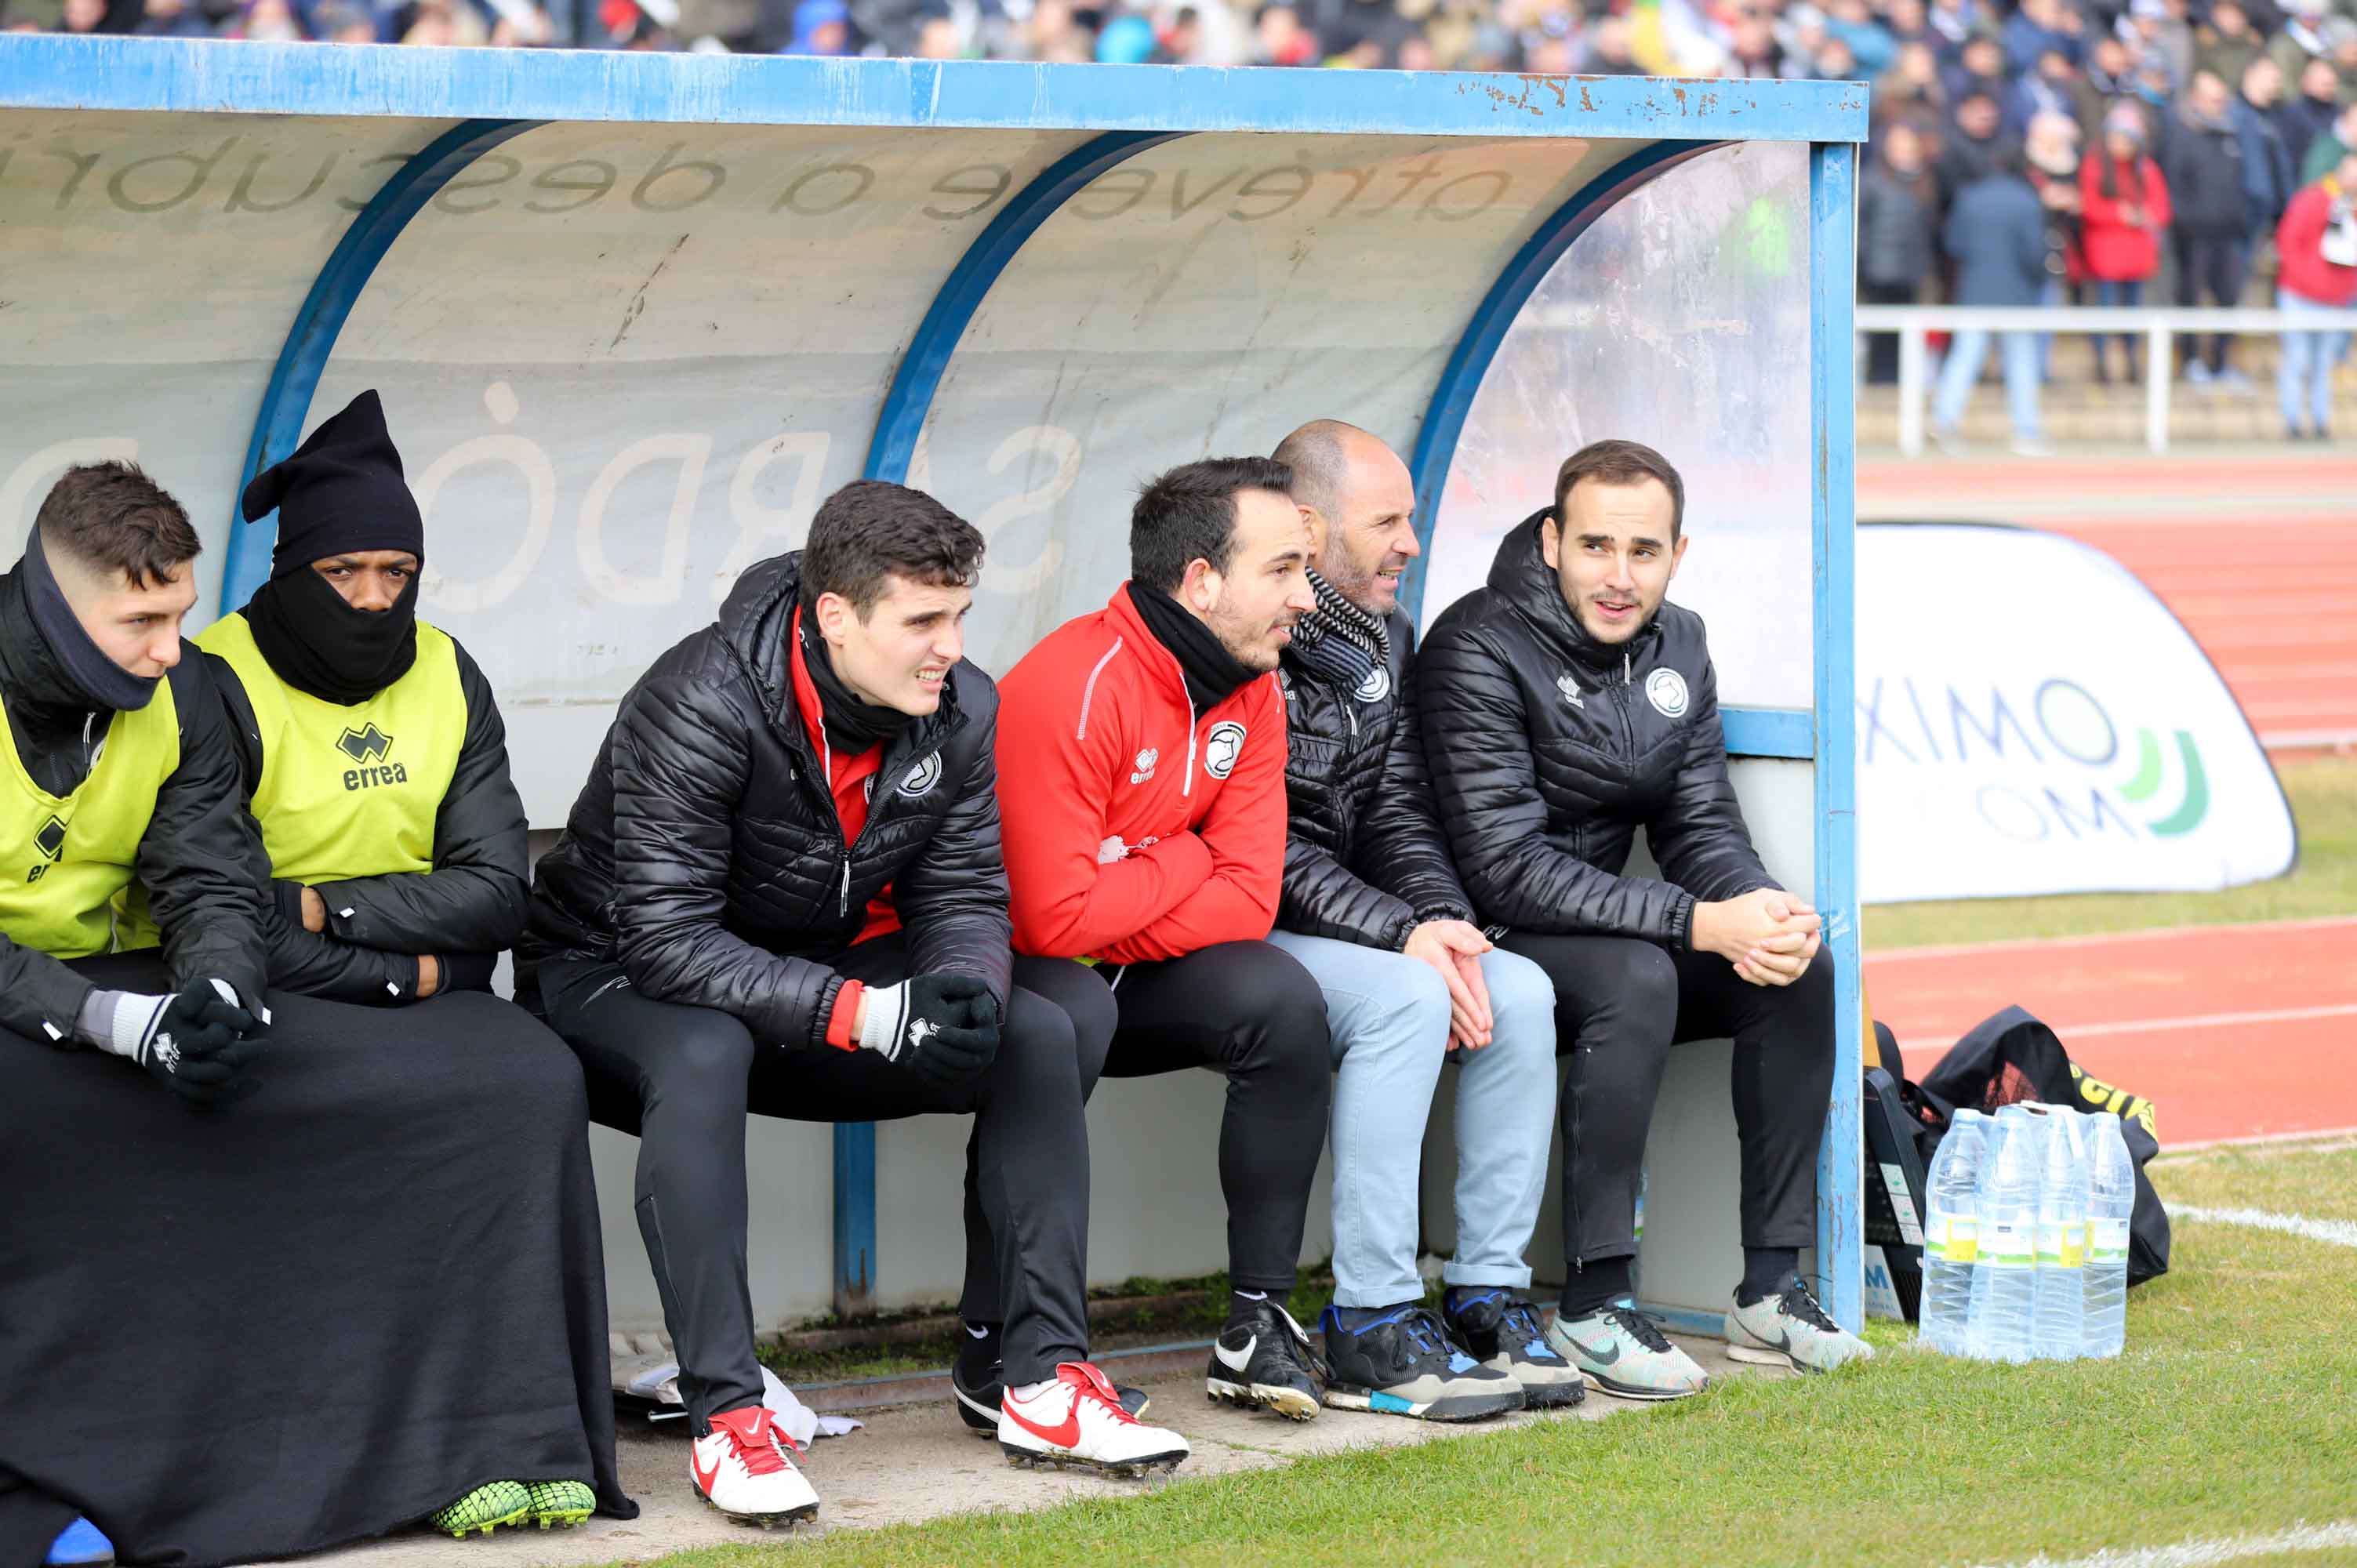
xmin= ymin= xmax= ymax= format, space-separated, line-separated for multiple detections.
xmin=1095 ymin=941 xmax=1331 ymax=1296
xmin=535 ymin=935 xmax=1114 ymax=1425
xmin=2173 ymin=232 xmax=2253 ymax=372
xmin=1500 ymin=935 xmax=1836 ymax=1274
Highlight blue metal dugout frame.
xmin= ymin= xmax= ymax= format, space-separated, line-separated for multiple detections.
xmin=1 ymin=40 xmax=1864 ymax=1327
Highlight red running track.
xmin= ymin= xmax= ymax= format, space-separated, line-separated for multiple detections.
xmin=1864 ymin=916 xmax=2357 ymax=1147
xmin=2042 ymin=517 xmax=2357 ymax=747
xmin=1858 ymin=455 xmax=2357 ymax=748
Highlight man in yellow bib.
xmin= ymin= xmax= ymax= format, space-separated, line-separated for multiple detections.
xmin=198 ymin=390 xmax=523 ymax=1004
xmin=0 ymin=452 xmax=632 ymax=1566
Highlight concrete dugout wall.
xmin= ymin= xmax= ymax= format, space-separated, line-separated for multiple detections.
xmin=0 ymin=41 xmax=1867 ymax=1334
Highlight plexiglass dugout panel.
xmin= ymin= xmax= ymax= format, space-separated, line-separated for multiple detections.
xmin=1418 ymin=142 xmax=1814 ymax=712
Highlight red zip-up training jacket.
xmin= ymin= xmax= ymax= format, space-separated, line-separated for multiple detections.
xmin=994 ymin=583 xmax=1287 ymax=965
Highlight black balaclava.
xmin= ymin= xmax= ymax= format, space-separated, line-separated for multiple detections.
xmin=18 ymin=528 xmax=161 ymax=716
xmin=798 ymin=607 xmax=915 ymax=758
xmin=238 ymin=390 xmax=427 ymax=706
xmin=1128 ymin=581 xmax=1260 ymax=714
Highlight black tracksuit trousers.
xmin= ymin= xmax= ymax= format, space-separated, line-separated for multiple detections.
xmin=1094 ymin=940 xmax=1332 ymax=1297
xmin=534 ymin=935 xmax=1114 ymax=1427
xmin=1499 ymin=934 xmax=1836 ymax=1275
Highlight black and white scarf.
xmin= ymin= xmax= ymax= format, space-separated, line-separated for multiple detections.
xmin=1287 ymin=568 xmax=1389 ymax=691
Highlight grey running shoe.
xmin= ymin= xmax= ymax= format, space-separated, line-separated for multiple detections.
xmin=1546 ymin=1305 xmax=1710 ymax=1401
xmin=1725 ymin=1276 xmax=1876 ymax=1374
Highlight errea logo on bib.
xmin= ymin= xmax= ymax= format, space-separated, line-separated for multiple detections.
xmin=26 ymin=813 xmax=67 ymax=882
xmin=336 ymin=724 xmax=409 ymax=791
xmin=1203 ymin=721 xmax=1248 ymax=779
xmin=1644 ymin=668 xmax=1691 ymax=720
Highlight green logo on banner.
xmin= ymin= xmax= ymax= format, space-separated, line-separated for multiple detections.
xmin=2117 ymin=728 xmax=2209 ymax=837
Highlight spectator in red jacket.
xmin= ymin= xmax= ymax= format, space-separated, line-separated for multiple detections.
xmin=2078 ymin=102 xmax=2174 ymax=382
xmin=995 ymin=456 xmax=1338 ymax=1424
xmin=2273 ymin=152 xmax=2357 ymax=439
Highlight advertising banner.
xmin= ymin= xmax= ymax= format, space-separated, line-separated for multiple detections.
xmin=1858 ymin=523 xmax=2295 ymax=904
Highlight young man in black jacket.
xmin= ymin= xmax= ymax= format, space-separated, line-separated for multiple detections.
xmin=524 ymin=481 xmax=1189 ymax=1523
xmin=1418 ymin=440 xmax=1873 ymax=1392
xmin=1262 ymin=423 xmax=1576 ymax=1421
xmin=0 ymin=463 xmax=627 ymax=1566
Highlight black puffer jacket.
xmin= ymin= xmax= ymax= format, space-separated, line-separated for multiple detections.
xmin=0 ymin=568 xmax=267 ymax=1042
xmin=1277 ymin=612 xmax=1473 ymax=950
xmin=1417 ymin=510 xmax=1776 ymax=947
xmin=521 ymin=553 xmax=1011 ymax=1046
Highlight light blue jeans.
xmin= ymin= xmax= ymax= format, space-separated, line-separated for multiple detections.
xmin=1266 ymin=929 xmax=1558 ymax=1308
xmin=2034 ymin=275 xmax=2066 ymax=380
xmin=2277 ymin=287 xmax=2351 ymax=434
xmin=1933 ymin=325 xmax=2044 ymax=441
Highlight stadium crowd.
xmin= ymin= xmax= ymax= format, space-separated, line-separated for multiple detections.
xmin=13 ymin=0 xmax=2356 ymax=411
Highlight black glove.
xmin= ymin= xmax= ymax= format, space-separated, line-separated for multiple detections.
xmin=855 ymin=973 xmax=1003 ymax=1085
xmin=434 ymin=953 xmax=499 ymax=995
xmin=102 ymin=978 xmax=264 ymax=1105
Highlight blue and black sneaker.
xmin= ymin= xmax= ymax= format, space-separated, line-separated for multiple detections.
xmin=1318 ymin=1303 xmax=1524 ymax=1422
xmin=44 ymin=1519 xmax=113 ymax=1566
xmin=1443 ymin=1288 xmax=1588 ymax=1410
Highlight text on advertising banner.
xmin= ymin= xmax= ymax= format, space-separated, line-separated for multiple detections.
xmin=1856 ymin=523 xmax=2294 ymax=904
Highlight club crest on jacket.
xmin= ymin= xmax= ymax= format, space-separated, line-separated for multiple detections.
xmin=1203 ymin=720 xmax=1248 ymax=779
xmin=1644 ymin=667 xmax=1690 ymax=719
xmin=897 ymin=750 xmax=944 ymax=797
xmin=1353 ymin=664 xmax=1390 ymax=703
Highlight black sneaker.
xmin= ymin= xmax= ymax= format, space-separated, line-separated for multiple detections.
xmin=1319 ymin=1303 xmax=1524 ymax=1421
xmin=1205 ymin=1299 xmax=1324 ymax=1421
xmin=1443 ymin=1289 xmax=1587 ymax=1410
xmin=953 ymin=1359 xmax=1150 ymax=1434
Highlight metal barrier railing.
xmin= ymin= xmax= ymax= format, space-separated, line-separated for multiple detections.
xmin=1853 ymin=304 xmax=2357 ymax=456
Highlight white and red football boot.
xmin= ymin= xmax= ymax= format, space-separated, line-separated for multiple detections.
xmin=691 ymin=1406 xmax=820 ymax=1526
xmin=998 ymin=1362 xmax=1192 ymax=1475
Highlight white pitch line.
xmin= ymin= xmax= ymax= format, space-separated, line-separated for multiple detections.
xmin=1867 ymin=913 xmax=2357 ymax=964
xmin=2161 ymin=1127 xmax=2357 ymax=1157
xmin=1980 ymin=1520 xmax=2357 ymax=1568
xmin=1908 ymin=1001 xmax=2357 ymax=1055
xmin=2172 ymin=1205 xmax=2357 ymax=1250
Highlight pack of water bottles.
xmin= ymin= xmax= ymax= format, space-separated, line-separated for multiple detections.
xmin=1917 ymin=1102 xmax=2139 ymax=1360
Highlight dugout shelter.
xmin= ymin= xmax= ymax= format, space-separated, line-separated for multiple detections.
xmin=0 ymin=39 xmax=1869 ymax=1333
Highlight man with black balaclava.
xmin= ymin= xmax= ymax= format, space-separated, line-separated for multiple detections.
xmin=198 ymin=389 xmax=525 ymax=1005
xmin=0 ymin=458 xmax=630 ymax=1566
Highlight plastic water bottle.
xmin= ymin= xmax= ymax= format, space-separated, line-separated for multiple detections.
xmin=1966 ymin=1105 xmax=2043 ymax=1362
xmin=1917 ymin=1109 xmax=1990 ymax=1355
xmin=2082 ymin=1111 xmax=2135 ymax=1358
xmin=2032 ymin=1108 xmax=2090 ymax=1359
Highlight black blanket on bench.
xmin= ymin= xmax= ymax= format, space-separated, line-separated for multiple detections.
xmin=0 ymin=954 xmax=634 ymax=1567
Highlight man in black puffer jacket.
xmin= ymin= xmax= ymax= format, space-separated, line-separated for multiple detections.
xmin=524 ymin=482 xmax=1189 ymax=1516
xmin=1261 ymin=423 xmax=1575 ymax=1423
xmin=1419 ymin=440 xmax=1874 ymax=1394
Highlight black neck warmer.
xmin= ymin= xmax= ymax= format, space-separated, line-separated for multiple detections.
xmin=242 ymin=566 xmax=419 ymax=706
xmin=1129 ymin=583 xmax=1261 ymax=715
xmin=20 ymin=531 xmax=160 ymax=716
xmin=799 ymin=611 xmax=915 ymax=758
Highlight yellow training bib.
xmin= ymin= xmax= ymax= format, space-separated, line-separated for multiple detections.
xmin=198 ymin=612 xmax=464 ymax=885
xmin=0 ymin=673 xmax=180 ymax=960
